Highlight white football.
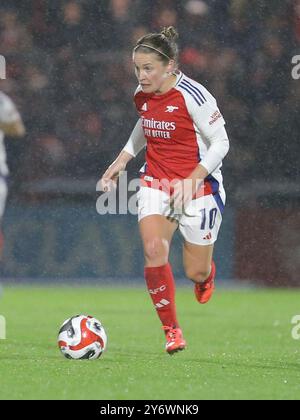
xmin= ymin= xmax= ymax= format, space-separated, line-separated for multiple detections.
xmin=58 ymin=315 xmax=107 ymax=360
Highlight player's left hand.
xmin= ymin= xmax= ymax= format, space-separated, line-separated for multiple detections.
xmin=170 ymin=165 xmax=208 ymax=212
xmin=170 ymin=179 xmax=198 ymax=212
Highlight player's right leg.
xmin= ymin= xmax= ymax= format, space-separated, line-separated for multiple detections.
xmin=138 ymin=186 xmax=186 ymax=354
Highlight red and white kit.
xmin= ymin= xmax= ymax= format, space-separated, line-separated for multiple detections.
xmin=0 ymin=91 xmax=21 ymax=219
xmin=124 ymin=70 xmax=229 ymax=245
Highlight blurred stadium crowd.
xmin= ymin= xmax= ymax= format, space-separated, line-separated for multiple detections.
xmin=0 ymin=0 xmax=299 ymax=198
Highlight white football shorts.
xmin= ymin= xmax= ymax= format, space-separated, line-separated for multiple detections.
xmin=137 ymin=186 xmax=226 ymax=246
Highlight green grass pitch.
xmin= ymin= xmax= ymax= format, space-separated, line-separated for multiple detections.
xmin=0 ymin=286 xmax=300 ymax=400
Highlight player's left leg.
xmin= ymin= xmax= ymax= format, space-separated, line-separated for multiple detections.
xmin=183 ymin=242 xmax=216 ymax=304
xmin=179 ymin=191 xmax=224 ymax=304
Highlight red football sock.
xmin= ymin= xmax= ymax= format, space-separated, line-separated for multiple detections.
xmin=144 ymin=263 xmax=179 ymax=329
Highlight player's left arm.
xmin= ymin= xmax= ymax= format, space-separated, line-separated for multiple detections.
xmin=189 ymin=94 xmax=229 ymax=180
xmin=172 ymin=91 xmax=229 ymax=208
xmin=191 ymin=125 xmax=230 ymax=181
xmin=172 ymin=125 xmax=230 ymax=209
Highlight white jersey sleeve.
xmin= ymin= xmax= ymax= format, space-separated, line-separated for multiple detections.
xmin=178 ymin=79 xmax=226 ymax=138
xmin=0 ymin=92 xmax=21 ymax=124
xmin=123 ymin=118 xmax=147 ymax=158
xmin=177 ymin=78 xmax=229 ymax=175
xmin=200 ymin=126 xmax=230 ymax=174
xmin=122 ymin=85 xmax=147 ymax=158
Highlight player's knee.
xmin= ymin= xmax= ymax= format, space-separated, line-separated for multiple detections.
xmin=185 ymin=266 xmax=211 ymax=284
xmin=144 ymin=237 xmax=169 ymax=265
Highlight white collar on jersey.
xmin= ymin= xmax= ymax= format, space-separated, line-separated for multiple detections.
xmin=174 ymin=70 xmax=183 ymax=86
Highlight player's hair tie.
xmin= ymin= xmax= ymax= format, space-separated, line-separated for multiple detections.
xmin=133 ymin=44 xmax=171 ymax=61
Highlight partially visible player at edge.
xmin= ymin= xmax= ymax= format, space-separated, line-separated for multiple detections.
xmin=100 ymin=27 xmax=229 ymax=355
xmin=0 ymin=91 xmax=25 ymax=259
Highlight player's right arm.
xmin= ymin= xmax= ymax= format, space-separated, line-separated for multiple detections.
xmin=0 ymin=120 xmax=25 ymax=137
xmin=0 ymin=93 xmax=26 ymax=138
xmin=99 ymin=118 xmax=146 ymax=192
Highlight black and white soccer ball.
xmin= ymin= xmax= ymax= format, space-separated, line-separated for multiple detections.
xmin=58 ymin=315 xmax=107 ymax=360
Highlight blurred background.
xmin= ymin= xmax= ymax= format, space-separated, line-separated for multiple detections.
xmin=0 ymin=0 xmax=299 ymax=286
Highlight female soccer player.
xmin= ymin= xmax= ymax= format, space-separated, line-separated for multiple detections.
xmin=100 ymin=27 xmax=229 ymax=355
xmin=0 ymin=91 xmax=25 ymax=259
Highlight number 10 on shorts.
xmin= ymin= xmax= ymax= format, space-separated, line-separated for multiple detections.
xmin=200 ymin=208 xmax=218 ymax=230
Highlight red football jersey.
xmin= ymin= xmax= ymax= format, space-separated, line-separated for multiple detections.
xmin=134 ymin=70 xmax=226 ymax=196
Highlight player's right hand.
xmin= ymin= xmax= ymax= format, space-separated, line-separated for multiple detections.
xmin=99 ymin=160 xmax=127 ymax=192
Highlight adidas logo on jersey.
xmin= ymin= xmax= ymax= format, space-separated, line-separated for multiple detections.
xmin=165 ymin=105 xmax=179 ymax=113
xmin=141 ymin=102 xmax=148 ymax=112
